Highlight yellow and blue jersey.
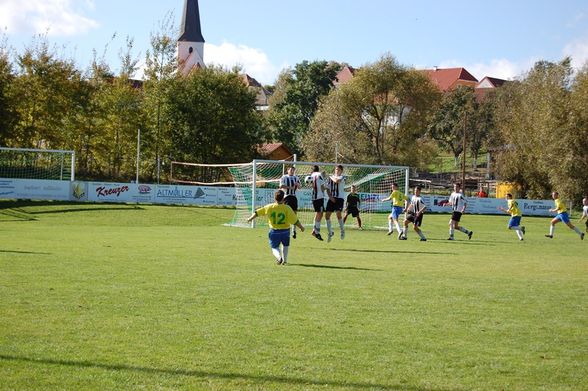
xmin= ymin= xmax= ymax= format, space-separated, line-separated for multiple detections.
xmin=507 ymin=199 xmax=522 ymax=217
xmin=554 ymin=198 xmax=567 ymax=214
xmin=389 ymin=190 xmax=408 ymax=207
xmin=255 ymin=203 xmax=298 ymax=230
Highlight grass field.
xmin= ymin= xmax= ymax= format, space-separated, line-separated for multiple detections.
xmin=1 ymin=200 xmax=586 ymax=390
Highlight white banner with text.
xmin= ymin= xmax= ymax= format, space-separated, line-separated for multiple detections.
xmin=0 ymin=178 xmax=555 ymax=216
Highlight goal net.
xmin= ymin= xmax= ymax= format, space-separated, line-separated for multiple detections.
xmin=171 ymin=159 xmax=409 ymax=230
xmin=0 ymin=147 xmax=75 ymax=181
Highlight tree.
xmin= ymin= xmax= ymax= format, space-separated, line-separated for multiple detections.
xmin=428 ymin=86 xmax=478 ymax=167
xmin=143 ymin=13 xmax=178 ymax=181
xmin=163 ymin=66 xmax=265 ymax=164
xmin=492 ymin=59 xmax=580 ymax=199
xmin=267 ymin=60 xmax=341 ymax=153
xmin=9 ymin=37 xmax=83 ymax=149
xmin=565 ymin=63 xmax=588 ymax=201
xmin=0 ymin=38 xmax=16 ymax=145
xmin=303 ymin=54 xmax=440 ymax=168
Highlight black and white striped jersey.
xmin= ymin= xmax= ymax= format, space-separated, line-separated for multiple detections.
xmin=310 ymin=172 xmax=325 ymax=200
xmin=408 ymin=195 xmax=426 ymax=214
xmin=327 ymin=175 xmax=346 ymax=199
xmin=279 ymin=174 xmax=300 ymax=196
xmin=449 ymin=191 xmax=466 ymax=213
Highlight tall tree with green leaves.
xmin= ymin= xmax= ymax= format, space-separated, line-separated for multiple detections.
xmin=163 ymin=66 xmax=265 ymax=164
xmin=143 ymin=13 xmax=178 ymax=181
xmin=303 ymin=54 xmax=440 ymax=168
xmin=9 ymin=37 xmax=82 ymax=149
xmin=0 ymin=38 xmax=16 ymax=146
xmin=267 ymin=60 xmax=341 ymax=153
xmin=492 ymin=59 xmax=580 ymax=199
xmin=428 ymin=85 xmax=478 ymax=167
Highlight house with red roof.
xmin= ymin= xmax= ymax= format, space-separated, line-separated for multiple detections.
xmin=422 ymin=67 xmax=478 ymax=92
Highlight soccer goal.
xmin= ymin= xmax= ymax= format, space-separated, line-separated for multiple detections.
xmin=0 ymin=147 xmax=75 ymax=181
xmin=171 ymin=159 xmax=409 ymax=230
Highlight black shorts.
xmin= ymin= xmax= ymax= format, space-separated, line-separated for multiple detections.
xmin=326 ymin=198 xmax=345 ymax=212
xmin=346 ymin=206 xmax=360 ymax=217
xmin=284 ymin=195 xmax=298 ymax=212
xmin=406 ymin=213 xmax=423 ymax=227
xmin=451 ymin=211 xmax=462 ymax=222
xmin=312 ymin=199 xmax=325 ymax=213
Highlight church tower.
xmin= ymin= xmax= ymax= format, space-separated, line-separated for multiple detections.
xmin=178 ymin=0 xmax=205 ymax=75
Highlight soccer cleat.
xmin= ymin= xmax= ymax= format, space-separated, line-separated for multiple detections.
xmin=292 ymin=231 xmax=297 ymax=239
xmin=521 ymin=226 xmax=526 ymax=235
xmin=581 ymin=233 xmax=585 ymax=241
xmin=468 ymin=231 xmax=473 ymax=240
xmin=276 ymin=258 xmax=283 ymax=265
xmin=519 ymin=238 xmax=524 ymax=241
xmin=340 ymin=231 xmax=345 ymax=240
xmin=420 ymin=238 xmax=427 ymax=241
xmin=399 ymin=236 xmax=407 ymax=240
xmin=327 ymin=231 xmax=334 ymax=243
xmin=545 ymin=234 xmax=553 ymax=238
xmin=387 ymin=231 xmax=393 ymax=236
xmin=398 ymin=232 xmax=403 ymax=240
xmin=282 ymin=261 xmax=288 ymax=265
xmin=312 ymin=231 xmax=324 ymax=241
xmin=447 ymin=237 xmax=454 ymax=241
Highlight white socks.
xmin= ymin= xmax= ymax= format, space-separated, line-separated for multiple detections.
xmin=271 ymin=247 xmax=281 ymax=261
xmin=314 ymin=221 xmax=321 ymax=232
xmin=282 ymin=246 xmax=289 ymax=263
xmin=511 ymin=226 xmax=524 ymax=240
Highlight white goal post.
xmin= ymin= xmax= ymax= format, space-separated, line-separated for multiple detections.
xmin=0 ymin=147 xmax=76 ymax=181
xmin=171 ymin=159 xmax=409 ymax=230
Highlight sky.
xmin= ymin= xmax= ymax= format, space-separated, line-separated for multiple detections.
xmin=1 ymin=0 xmax=587 ymax=85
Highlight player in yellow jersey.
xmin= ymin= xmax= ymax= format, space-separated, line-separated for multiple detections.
xmin=498 ymin=193 xmax=525 ymax=241
xmin=545 ymin=191 xmax=584 ymax=240
xmin=380 ymin=182 xmax=408 ymax=239
xmin=247 ymin=190 xmax=305 ymax=265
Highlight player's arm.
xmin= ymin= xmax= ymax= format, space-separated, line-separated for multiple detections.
xmin=381 ymin=195 xmax=391 ymax=202
xmin=247 ymin=206 xmax=266 ymax=222
xmin=294 ymin=219 xmax=305 ymax=232
xmin=419 ymin=203 xmax=427 ymax=215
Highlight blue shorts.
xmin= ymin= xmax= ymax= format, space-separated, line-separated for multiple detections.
xmin=389 ymin=206 xmax=403 ymax=220
xmin=269 ymin=229 xmax=290 ymax=248
xmin=555 ymin=212 xmax=570 ymax=224
xmin=508 ymin=216 xmax=522 ymax=228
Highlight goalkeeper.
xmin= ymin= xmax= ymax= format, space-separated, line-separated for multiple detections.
xmin=247 ymin=190 xmax=305 ymax=265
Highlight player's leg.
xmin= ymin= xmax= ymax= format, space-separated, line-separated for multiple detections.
xmin=565 ymin=220 xmax=585 ymax=239
xmin=415 ymin=215 xmax=426 ymax=241
xmin=392 ymin=207 xmax=403 ymax=239
xmin=546 ymin=216 xmax=560 ymax=238
xmin=312 ymin=200 xmax=324 ymax=240
xmin=336 ymin=206 xmax=345 ymax=239
xmin=387 ymin=213 xmax=394 ymax=235
xmin=448 ymin=214 xmax=457 ymax=240
xmin=401 ymin=218 xmax=409 ymax=240
xmin=281 ymin=231 xmax=291 ymax=265
xmin=356 ymin=212 xmax=362 ymax=229
xmin=454 ymin=214 xmax=472 ymax=239
xmin=268 ymin=230 xmax=283 ymax=264
xmin=508 ymin=216 xmax=524 ymax=240
xmin=325 ymin=211 xmax=333 ymax=241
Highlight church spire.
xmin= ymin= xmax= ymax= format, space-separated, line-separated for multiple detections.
xmin=177 ymin=0 xmax=205 ymax=74
xmin=179 ymin=0 xmax=205 ymax=43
